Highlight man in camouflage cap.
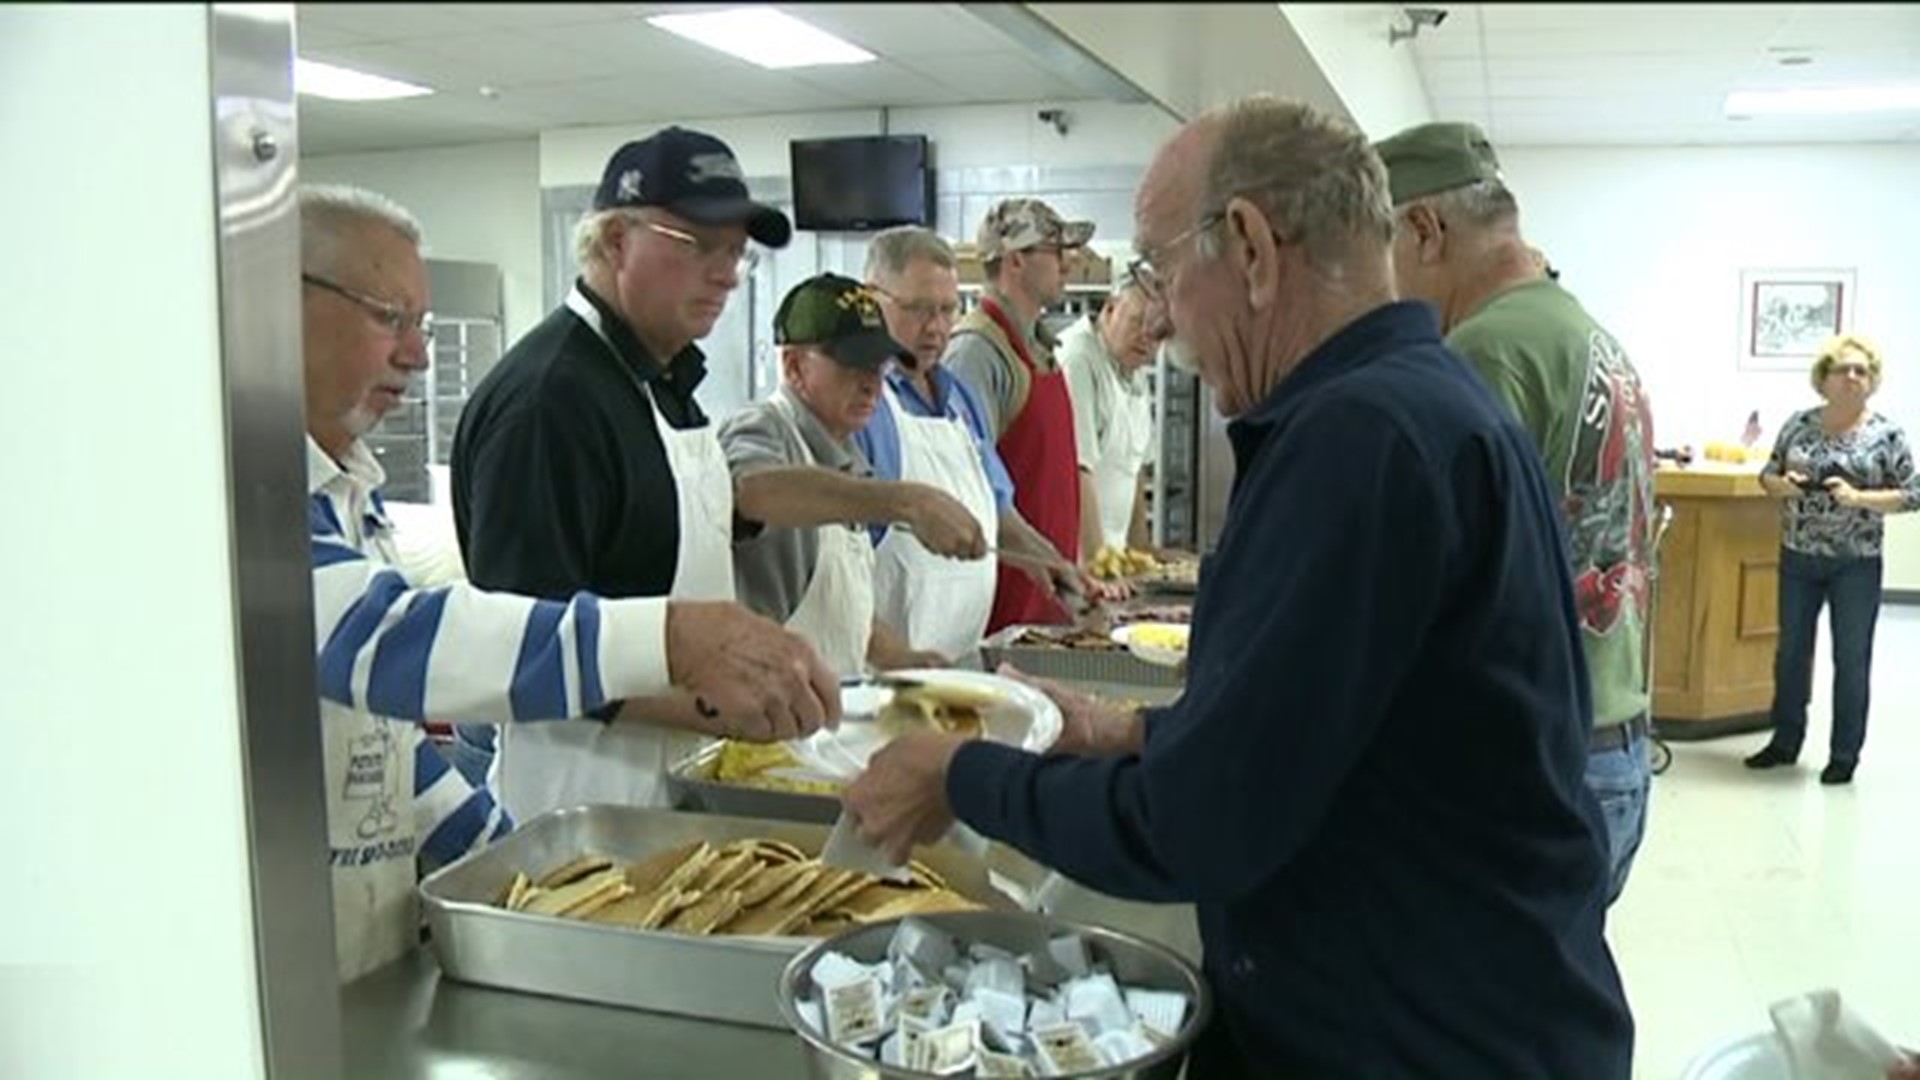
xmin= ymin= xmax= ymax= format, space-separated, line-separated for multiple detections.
xmin=944 ymin=197 xmax=1104 ymax=631
xmin=720 ymin=273 xmax=988 ymax=675
xmin=1377 ymin=120 xmax=1658 ymax=905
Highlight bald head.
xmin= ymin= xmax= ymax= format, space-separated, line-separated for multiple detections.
xmin=1130 ymin=95 xmax=1399 ymax=417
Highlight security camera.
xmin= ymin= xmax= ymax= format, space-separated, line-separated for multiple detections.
xmin=1389 ymin=6 xmax=1448 ymax=44
xmin=1037 ymin=108 xmax=1070 ymax=137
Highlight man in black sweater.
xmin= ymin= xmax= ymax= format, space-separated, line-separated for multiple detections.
xmin=846 ymin=96 xmax=1634 ymax=1077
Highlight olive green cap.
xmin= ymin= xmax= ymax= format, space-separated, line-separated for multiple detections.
xmin=1374 ymin=121 xmax=1504 ymax=205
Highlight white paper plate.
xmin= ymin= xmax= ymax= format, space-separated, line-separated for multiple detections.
xmin=788 ymin=669 xmax=1063 ymax=780
xmin=1109 ymin=622 xmax=1190 ymax=667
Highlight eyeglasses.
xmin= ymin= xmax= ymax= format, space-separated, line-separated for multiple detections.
xmin=1829 ymin=362 xmax=1873 ymax=379
xmin=1127 ymin=211 xmax=1224 ymax=302
xmin=302 ymin=273 xmax=435 ymax=344
xmin=641 ymin=219 xmax=752 ymax=277
xmin=870 ymin=285 xmax=959 ymax=324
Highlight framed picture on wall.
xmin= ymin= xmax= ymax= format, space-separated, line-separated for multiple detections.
xmin=1738 ymin=268 xmax=1855 ymax=372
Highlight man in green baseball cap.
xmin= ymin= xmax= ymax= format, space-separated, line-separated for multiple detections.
xmin=1377 ymin=120 xmax=1659 ymax=906
xmin=720 ymin=273 xmax=989 ymax=675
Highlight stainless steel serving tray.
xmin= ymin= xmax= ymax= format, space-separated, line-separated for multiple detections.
xmin=979 ymin=624 xmax=1185 ymax=689
xmin=418 ymin=805 xmax=1043 ymax=1029
xmin=665 ymin=739 xmax=842 ymax=825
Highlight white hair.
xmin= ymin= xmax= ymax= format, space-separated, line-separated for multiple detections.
xmin=299 ymin=184 xmax=424 ymax=276
xmin=1403 ymin=178 xmax=1519 ymax=231
xmin=864 ymin=226 xmax=955 ymax=282
xmin=1194 ymin=96 xmax=1395 ymax=274
xmin=573 ymin=207 xmax=651 ymax=270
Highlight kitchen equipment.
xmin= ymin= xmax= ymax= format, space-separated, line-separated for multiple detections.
xmin=418 ymin=806 xmax=1050 ymax=1029
xmin=776 ymin=910 xmax=1211 ymax=1079
xmin=980 ymin=625 xmax=1184 ymax=690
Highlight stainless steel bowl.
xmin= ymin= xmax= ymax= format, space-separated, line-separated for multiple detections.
xmin=775 ymin=910 xmax=1211 ymax=1079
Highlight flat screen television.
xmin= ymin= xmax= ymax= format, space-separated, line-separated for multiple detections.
xmin=789 ymin=135 xmax=933 ymax=232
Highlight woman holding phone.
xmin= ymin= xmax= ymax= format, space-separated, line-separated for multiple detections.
xmin=1747 ymin=334 xmax=1920 ymax=783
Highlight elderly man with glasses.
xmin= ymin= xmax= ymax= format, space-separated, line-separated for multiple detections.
xmin=845 ymin=97 xmax=1633 ymax=1077
xmin=299 ymin=185 xmax=834 ymax=982
xmin=852 ymin=227 xmax=1086 ymax=660
xmin=449 ymin=127 xmax=841 ymax=822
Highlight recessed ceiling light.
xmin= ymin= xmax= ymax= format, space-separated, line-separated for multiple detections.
xmin=645 ymin=6 xmax=876 ymax=69
xmin=295 ymin=58 xmax=433 ymax=101
xmin=1725 ymin=84 xmax=1920 ymax=116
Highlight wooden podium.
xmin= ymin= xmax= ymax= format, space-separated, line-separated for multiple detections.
xmin=1650 ymin=467 xmax=1782 ymax=739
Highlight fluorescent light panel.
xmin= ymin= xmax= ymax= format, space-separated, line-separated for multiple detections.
xmin=1725 ymin=84 xmax=1920 ymax=117
xmin=646 ymin=6 xmax=875 ymax=69
xmin=295 ymin=58 xmax=433 ymax=101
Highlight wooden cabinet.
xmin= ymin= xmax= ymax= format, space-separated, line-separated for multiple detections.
xmin=1651 ymin=468 xmax=1782 ymax=739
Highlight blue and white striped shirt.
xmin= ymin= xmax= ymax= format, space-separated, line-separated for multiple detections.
xmin=309 ymin=437 xmax=672 ymax=978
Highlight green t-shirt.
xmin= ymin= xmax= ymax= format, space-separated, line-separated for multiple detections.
xmin=1448 ymin=280 xmax=1656 ymax=729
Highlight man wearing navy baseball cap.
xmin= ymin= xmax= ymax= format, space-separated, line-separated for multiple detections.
xmin=451 ymin=127 xmax=829 ymax=821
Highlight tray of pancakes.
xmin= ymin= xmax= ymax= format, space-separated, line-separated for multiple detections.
xmin=420 ymin=805 xmax=1049 ymax=1029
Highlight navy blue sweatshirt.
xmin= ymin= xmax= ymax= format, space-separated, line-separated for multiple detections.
xmin=949 ymin=302 xmax=1634 ymax=1078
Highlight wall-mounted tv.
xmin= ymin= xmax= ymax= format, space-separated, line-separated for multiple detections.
xmin=790 ymin=134 xmax=934 ymax=232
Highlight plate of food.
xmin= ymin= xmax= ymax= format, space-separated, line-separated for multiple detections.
xmin=789 ymin=670 xmax=1063 ymax=779
xmin=1109 ymin=622 xmax=1190 ymax=667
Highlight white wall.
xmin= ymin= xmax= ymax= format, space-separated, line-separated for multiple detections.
xmin=1501 ymin=144 xmax=1920 ymax=589
xmin=307 ymin=139 xmax=544 ymax=339
xmin=0 ymin=6 xmax=265 ymax=1077
xmin=1028 ymin=2 xmax=1349 ymax=122
xmin=1279 ymin=2 xmax=1433 ymax=138
xmin=538 ymin=100 xmax=1178 ymax=186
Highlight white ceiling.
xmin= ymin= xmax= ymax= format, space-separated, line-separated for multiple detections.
xmin=1410 ymin=3 xmax=1920 ymax=146
xmin=294 ymin=3 xmax=1128 ymax=155
xmin=296 ymin=3 xmax=1920 ymax=157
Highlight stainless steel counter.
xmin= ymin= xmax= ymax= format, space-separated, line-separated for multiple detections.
xmin=344 ymin=889 xmax=1200 ymax=1078
xmin=344 ymin=947 xmax=811 ymax=1079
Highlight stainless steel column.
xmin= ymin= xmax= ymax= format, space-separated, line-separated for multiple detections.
xmin=210 ymin=5 xmax=343 ymax=1076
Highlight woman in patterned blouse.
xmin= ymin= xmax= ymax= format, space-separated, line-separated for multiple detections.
xmin=1746 ymin=334 xmax=1920 ymax=784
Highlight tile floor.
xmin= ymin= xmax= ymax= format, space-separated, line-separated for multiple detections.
xmin=1610 ymin=603 xmax=1918 ymax=1078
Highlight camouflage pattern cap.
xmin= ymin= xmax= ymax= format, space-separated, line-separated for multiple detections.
xmin=976 ymin=197 xmax=1095 ymax=259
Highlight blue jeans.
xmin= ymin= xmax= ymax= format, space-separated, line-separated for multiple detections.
xmin=1586 ymin=727 xmax=1651 ymax=904
xmin=1766 ymin=548 xmax=1884 ymax=765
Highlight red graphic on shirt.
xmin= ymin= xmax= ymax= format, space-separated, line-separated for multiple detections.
xmin=1563 ymin=331 xmax=1655 ymax=637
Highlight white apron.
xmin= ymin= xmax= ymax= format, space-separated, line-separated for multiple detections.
xmin=312 ymin=440 xmax=419 ymax=981
xmin=770 ymin=392 xmax=876 ymax=677
xmin=1092 ymin=370 xmax=1154 ymax=552
xmin=872 ymin=384 xmax=999 ymax=658
xmin=496 ymin=286 xmax=737 ymax=819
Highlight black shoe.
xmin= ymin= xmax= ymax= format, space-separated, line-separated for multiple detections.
xmin=1744 ymin=745 xmax=1797 ymax=769
xmin=1820 ymin=761 xmax=1856 ymax=785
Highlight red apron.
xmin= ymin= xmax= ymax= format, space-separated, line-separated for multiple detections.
xmin=979 ymin=298 xmax=1080 ymax=630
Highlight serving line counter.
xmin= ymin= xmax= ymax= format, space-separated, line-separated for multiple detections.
xmin=346 ymin=877 xmax=1200 ymax=1079
xmin=347 ymin=663 xmax=1202 ymax=1077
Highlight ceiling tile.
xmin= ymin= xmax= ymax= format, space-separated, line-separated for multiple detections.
xmin=294 ymin=3 xmax=478 ymax=42
xmin=431 ymin=3 xmax=637 ymax=30
xmin=792 ymin=3 xmax=1024 ymax=57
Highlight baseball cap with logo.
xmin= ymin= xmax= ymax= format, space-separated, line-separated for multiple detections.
xmin=772 ymin=273 xmax=911 ymax=370
xmin=976 ymin=197 xmax=1095 ymax=259
xmin=1373 ymin=121 xmax=1505 ymax=206
xmin=594 ymin=125 xmax=792 ymax=248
